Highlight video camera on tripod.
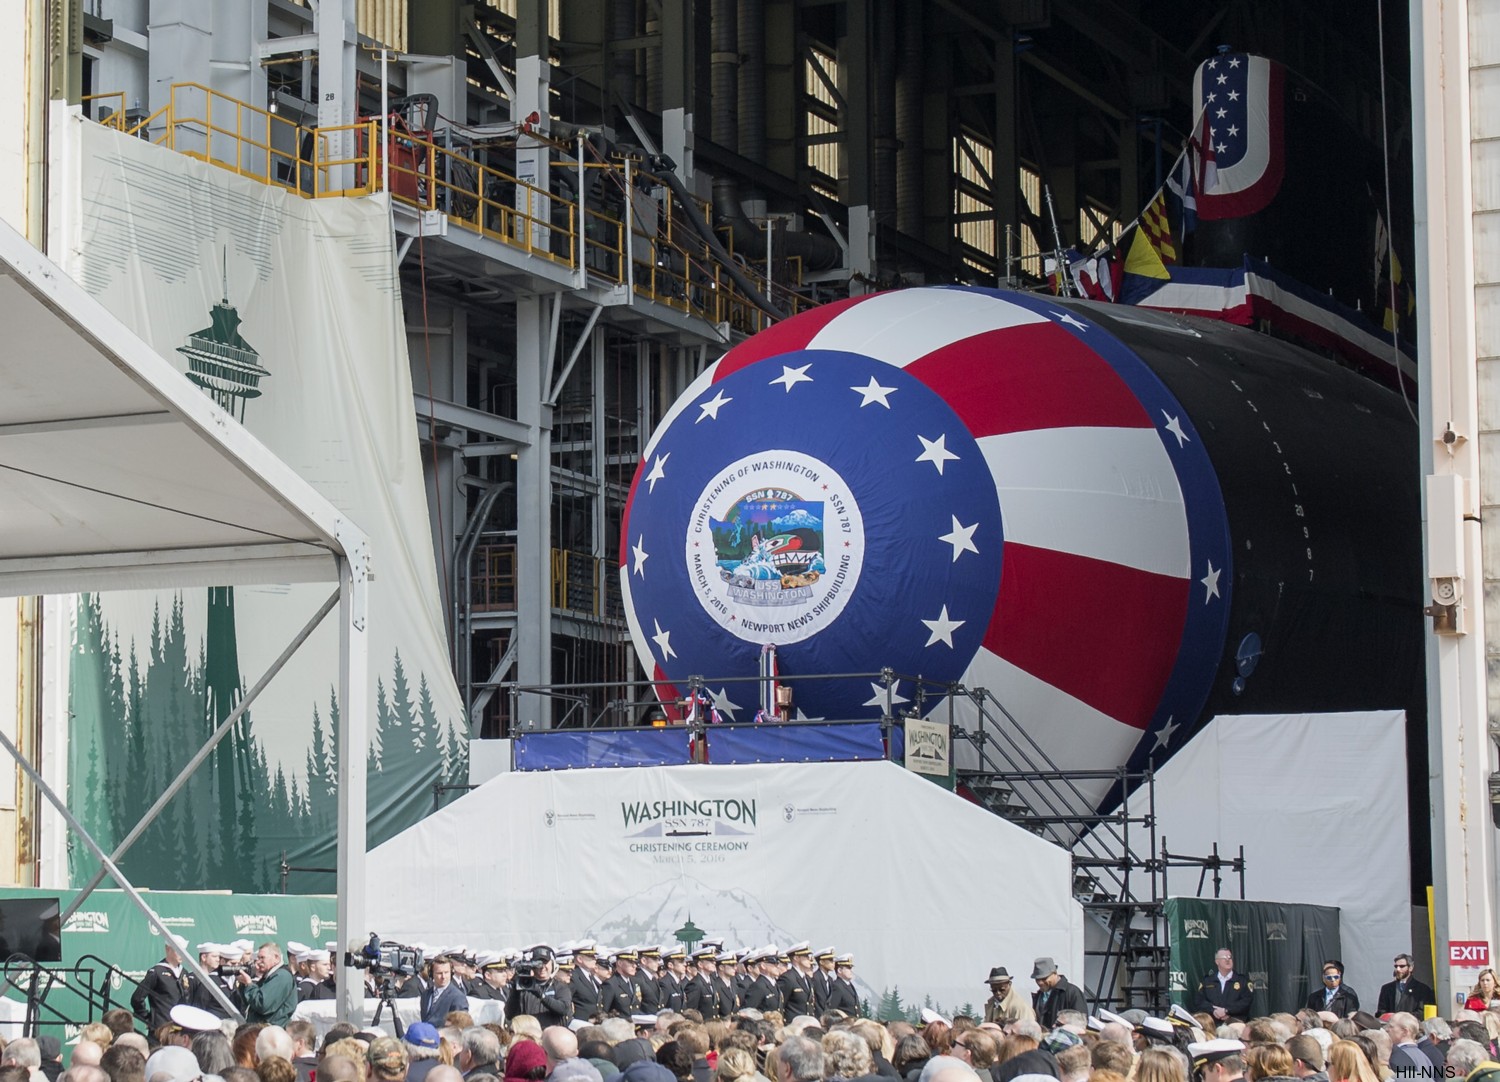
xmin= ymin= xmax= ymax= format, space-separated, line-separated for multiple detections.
xmin=344 ymin=934 xmax=422 ymax=1037
xmin=344 ymin=933 xmax=422 ymax=982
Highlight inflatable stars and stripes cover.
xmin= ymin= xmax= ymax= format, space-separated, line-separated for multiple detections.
xmin=619 ymin=287 xmax=1234 ymax=777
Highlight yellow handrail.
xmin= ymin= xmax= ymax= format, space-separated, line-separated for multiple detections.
xmin=85 ymin=82 xmax=814 ymax=330
xmin=80 ymin=92 xmax=126 ymax=129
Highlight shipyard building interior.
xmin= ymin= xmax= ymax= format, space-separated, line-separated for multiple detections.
xmin=69 ymin=0 xmax=1411 ymax=738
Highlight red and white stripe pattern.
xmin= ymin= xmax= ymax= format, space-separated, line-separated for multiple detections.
xmin=626 ymin=288 xmax=1214 ymax=777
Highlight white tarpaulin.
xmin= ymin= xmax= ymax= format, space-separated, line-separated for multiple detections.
xmin=369 ymin=759 xmax=1086 ymax=1019
xmin=1145 ymin=712 xmax=1409 ymax=1002
xmin=39 ymin=109 xmax=465 ymax=893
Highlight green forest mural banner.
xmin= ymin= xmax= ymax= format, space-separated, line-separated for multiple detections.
xmin=58 ymin=114 xmax=468 ymax=892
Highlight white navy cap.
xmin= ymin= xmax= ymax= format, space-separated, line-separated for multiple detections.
xmin=1188 ymin=1039 xmax=1246 ymax=1067
xmin=170 ymin=1004 xmax=223 ymax=1032
xmin=1140 ymin=1017 xmax=1174 ymax=1039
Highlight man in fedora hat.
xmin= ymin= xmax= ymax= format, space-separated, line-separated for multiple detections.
xmin=1031 ymin=957 xmax=1086 ymax=1029
xmin=983 ymin=966 xmax=1035 ymax=1025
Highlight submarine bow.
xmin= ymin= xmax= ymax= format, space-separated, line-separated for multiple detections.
xmin=619 ymin=286 xmax=1421 ymax=780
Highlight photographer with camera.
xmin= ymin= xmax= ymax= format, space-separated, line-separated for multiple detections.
xmin=235 ymin=942 xmax=297 ymax=1025
xmin=505 ymin=946 xmax=574 ymax=1028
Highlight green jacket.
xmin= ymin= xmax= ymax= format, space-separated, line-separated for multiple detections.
xmin=242 ymin=965 xmax=297 ymax=1025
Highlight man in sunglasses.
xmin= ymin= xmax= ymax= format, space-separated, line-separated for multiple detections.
xmin=1303 ymin=959 xmax=1359 ymax=1016
xmin=1377 ymin=953 xmax=1436 ymax=1016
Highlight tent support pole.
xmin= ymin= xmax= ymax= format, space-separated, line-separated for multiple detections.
xmin=0 ymin=729 xmax=244 ymax=1020
xmin=335 ymin=551 xmax=370 ymax=1024
xmin=63 ymin=588 xmax=343 ymax=921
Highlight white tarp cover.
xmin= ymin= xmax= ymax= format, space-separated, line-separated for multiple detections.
xmin=40 ymin=111 xmax=464 ymax=893
xmin=1148 ymin=712 xmax=1409 ymax=1004
xmin=369 ymin=759 xmax=1087 ymax=1019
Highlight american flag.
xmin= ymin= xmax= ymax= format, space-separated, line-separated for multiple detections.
xmin=1192 ymin=53 xmax=1285 ymax=220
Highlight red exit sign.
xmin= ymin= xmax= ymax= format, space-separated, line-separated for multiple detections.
xmin=1450 ymin=941 xmax=1491 ymax=966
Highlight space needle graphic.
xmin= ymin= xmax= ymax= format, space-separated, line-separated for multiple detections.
xmin=178 ymin=254 xmax=269 ymax=422
xmin=177 ymin=251 xmax=265 ymax=878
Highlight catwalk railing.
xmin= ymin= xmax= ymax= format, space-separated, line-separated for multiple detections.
xmin=86 ymin=84 xmax=818 ymax=334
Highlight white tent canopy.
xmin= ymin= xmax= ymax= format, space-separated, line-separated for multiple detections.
xmin=0 ymin=217 xmax=369 ymax=1019
xmin=369 ymin=759 xmax=1087 ymax=1015
xmin=0 ymin=222 xmax=359 ymax=595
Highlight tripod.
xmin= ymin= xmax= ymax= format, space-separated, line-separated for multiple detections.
xmin=369 ymin=975 xmax=405 ymax=1038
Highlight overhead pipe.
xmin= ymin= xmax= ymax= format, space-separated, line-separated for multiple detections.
xmin=895 ymin=5 xmax=924 ymax=235
xmin=711 ymin=0 xmax=739 ymax=150
xmin=737 ymin=0 xmax=766 ymax=163
xmin=610 ymin=0 xmax=639 ymax=105
xmin=617 ymin=95 xmax=789 ymax=318
xmin=712 ymin=174 xmax=844 ymax=271
xmin=644 ymin=8 xmax=662 ymax=113
xmin=873 ymin=0 xmax=898 ymax=229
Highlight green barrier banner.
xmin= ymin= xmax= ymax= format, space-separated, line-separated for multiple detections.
xmin=1167 ymin=896 xmax=1341 ymax=1016
xmin=0 ymin=887 xmax=335 ymax=1044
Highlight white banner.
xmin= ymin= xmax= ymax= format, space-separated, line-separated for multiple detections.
xmin=369 ymin=759 xmax=1086 ymax=1019
xmin=46 ymin=111 xmax=465 ymax=892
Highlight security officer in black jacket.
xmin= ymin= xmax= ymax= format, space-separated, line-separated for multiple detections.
xmin=743 ymin=948 xmax=783 ymax=1012
xmin=1192 ymin=948 xmax=1254 ymax=1023
xmin=777 ymin=942 xmax=817 ymax=1018
xmin=600 ymin=948 xmax=643 ymax=1019
xmin=634 ymin=946 xmax=664 ymax=1013
xmin=684 ymin=947 xmax=721 ymax=1016
xmin=658 ymin=948 xmax=689 ymax=1012
xmin=825 ymin=955 xmax=861 ymax=1016
xmin=505 ymin=946 xmax=574 ymax=1028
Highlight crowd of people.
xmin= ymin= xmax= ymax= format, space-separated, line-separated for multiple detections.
xmin=129 ymin=937 xmax=865 ymax=1030
xmin=73 ymin=938 xmax=1500 ymax=1082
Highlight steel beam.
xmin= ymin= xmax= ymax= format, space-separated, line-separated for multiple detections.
xmin=412 ymin=394 xmax=534 ymax=446
xmin=0 ymin=728 xmax=243 ymax=1020
xmin=334 ymin=547 xmax=370 ymax=1023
